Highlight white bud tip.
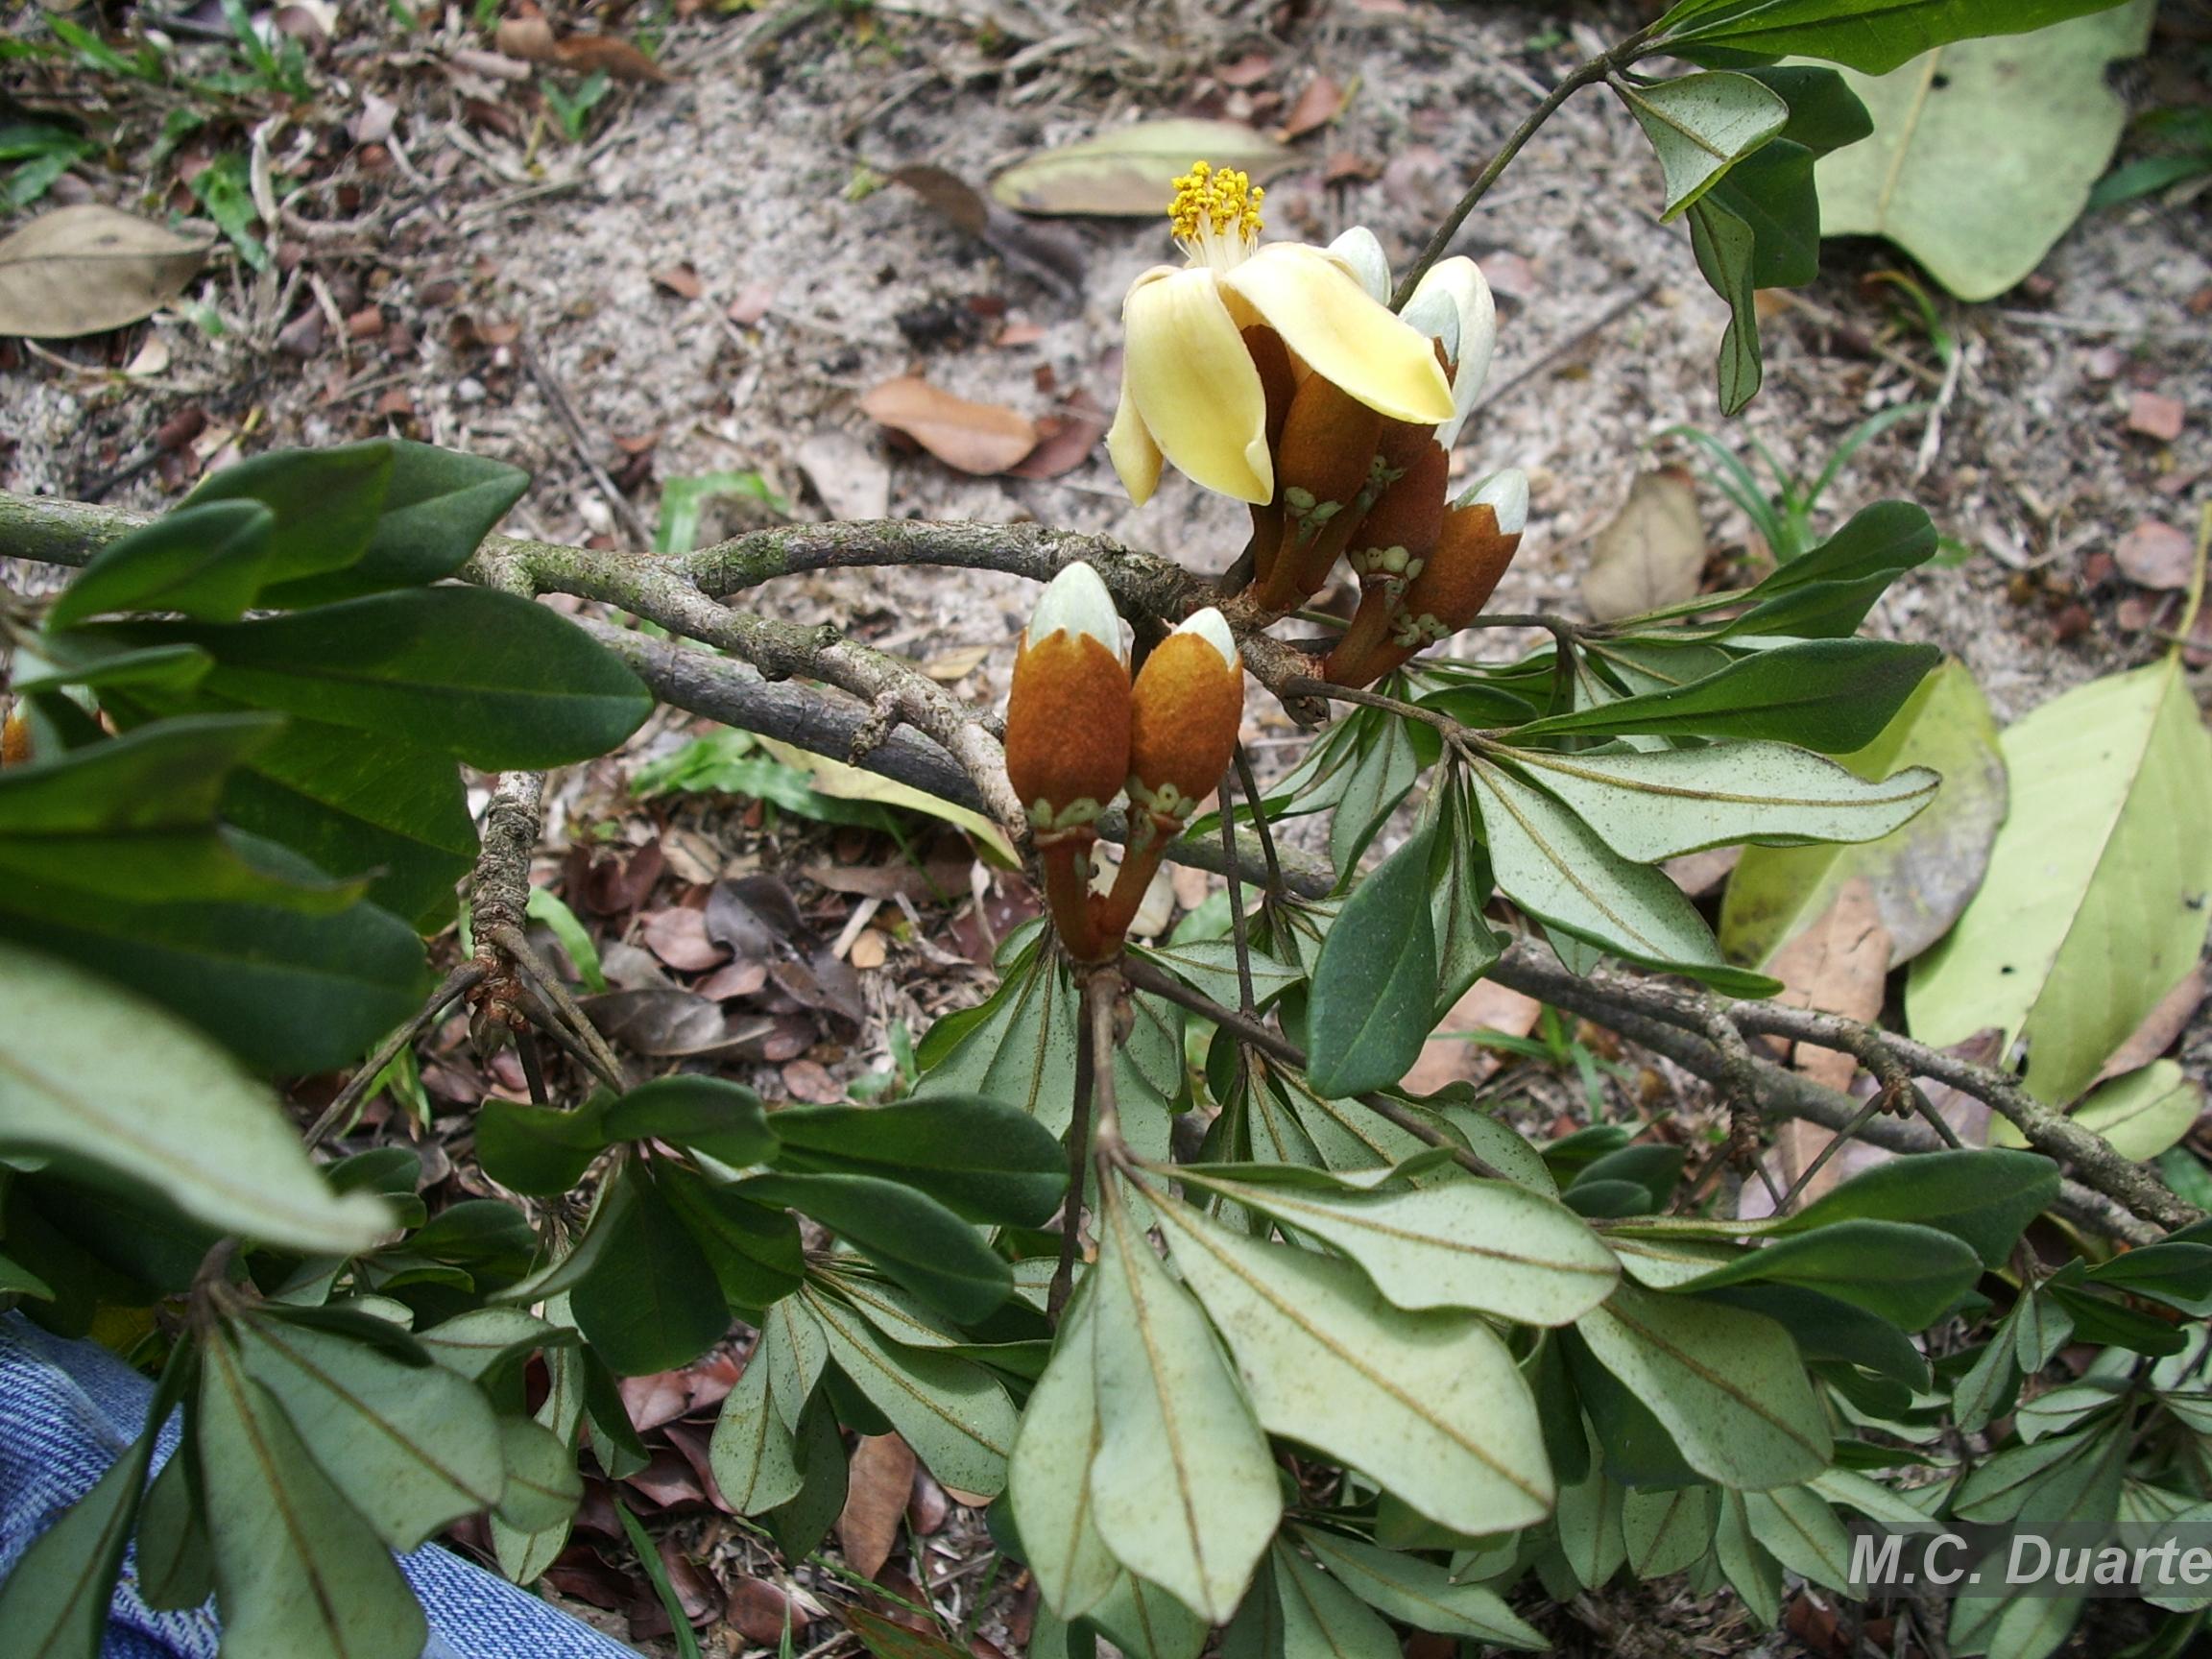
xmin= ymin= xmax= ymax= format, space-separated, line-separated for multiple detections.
xmin=1029 ymin=563 xmax=1124 ymax=658
xmin=1173 ymin=607 xmax=1239 ymax=671
xmin=1398 ymin=287 xmax=1461 ymax=362
xmin=1327 ymin=228 xmax=1392 ymax=304
xmin=1466 ymin=469 xmax=1529 ymax=536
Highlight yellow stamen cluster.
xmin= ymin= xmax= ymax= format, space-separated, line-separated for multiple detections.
xmin=1169 ymin=161 xmax=1262 ymax=263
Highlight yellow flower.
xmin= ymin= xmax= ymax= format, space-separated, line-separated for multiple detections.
xmin=1106 ymin=164 xmax=1456 ymax=507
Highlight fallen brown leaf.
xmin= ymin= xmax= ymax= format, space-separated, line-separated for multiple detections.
xmin=1764 ymin=877 xmax=1890 ymax=1095
xmin=849 ymin=930 xmax=888 ymax=971
xmin=838 ymin=1433 xmax=919 ymax=1579
xmin=2128 ymin=390 xmax=2185 ymax=442
xmin=0 ymin=205 xmax=211 ymax=341
xmin=554 ymin=34 xmax=673 ymax=83
xmin=2093 ymin=965 xmax=2205 ymax=1087
xmin=493 ymin=18 xmax=557 ymax=60
xmin=1582 ymin=468 xmax=1707 ymax=622
xmin=728 ymin=1578 xmax=801 ymax=1646
xmin=653 ymin=263 xmax=704 ymax=301
xmin=781 ymin=1058 xmax=843 ymax=1103
xmin=1405 ymin=979 xmax=1545 ymax=1094
xmin=639 ymin=906 xmax=727 ymax=972
xmin=2114 ymin=517 xmax=2196 ymax=590
xmin=860 ymin=375 xmax=1039 ymax=476
xmin=1276 ymin=75 xmax=1347 ymax=141
xmin=1005 ymin=389 xmax=1108 ymax=480
xmin=727 ymin=281 xmax=776 ymax=325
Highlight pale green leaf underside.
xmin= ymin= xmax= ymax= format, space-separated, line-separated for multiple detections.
xmin=1907 ymin=656 xmax=2212 ymax=1105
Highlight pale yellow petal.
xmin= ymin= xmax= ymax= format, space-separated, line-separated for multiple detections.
xmin=1121 ymin=266 xmax=1273 ymax=505
xmin=1106 ymin=369 xmax=1164 ymax=506
xmin=1223 ymin=244 xmax=1455 ymax=425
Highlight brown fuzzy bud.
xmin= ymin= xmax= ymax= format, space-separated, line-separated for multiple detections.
xmin=1126 ymin=610 xmax=1244 ymax=827
xmin=1004 ymin=565 xmax=1131 ymax=841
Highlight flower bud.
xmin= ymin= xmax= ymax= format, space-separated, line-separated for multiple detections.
xmin=1005 ymin=563 xmax=1131 ymax=843
xmin=1126 ymin=609 xmax=1244 ymax=829
xmin=1407 ymin=259 xmax=1496 ymax=449
xmin=1327 ymin=227 xmax=1392 ymax=303
xmin=1390 ymin=469 xmax=1526 ymax=644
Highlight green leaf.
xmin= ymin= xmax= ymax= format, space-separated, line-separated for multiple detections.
xmin=659 ymin=1165 xmax=808 ymax=1311
xmin=1712 ymin=1490 xmax=1781 ymax=1626
xmin=1153 ymin=1189 xmax=1553 ymax=1538
xmin=1743 ymin=1485 xmax=1856 ymax=1589
xmin=605 ymin=1075 xmax=777 ymax=1166
xmin=1722 ymin=500 xmax=1939 ymax=638
xmin=0 ymin=712 xmax=355 ymax=911
xmin=1171 ymin=1166 xmax=1617 ymax=1325
xmin=1670 ymin=1219 xmax=1981 ymax=1328
xmin=232 ymin=1312 xmax=505 ymax=1550
xmin=92 ymin=588 xmax=652 ymax=770
xmin=476 ymin=1095 xmax=612 ymax=1197
xmin=709 ymin=1332 xmax=805 ymax=1514
xmin=1622 ymin=1485 xmax=1720 ymax=1579
xmin=0 ymin=1347 xmax=184 ymax=1657
xmin=1271 ymin=1539 xmax=1401 ymax=1659
xmin=1087 ymin=1189 xmax=1279 ymax=1623
xmin=1082 ymin=1573 xmax=1209 ymax=1659
xmin=181 ymin=440 xmax=395 ymax=590
xmin=1688 ymin=192 xmax=1763 ymax=414
xmin=1551 ymin=1448 xmax=1627 ymax=1592
xmin=1617 ymin=71 xmax=1790 ymax=218
xmin=136 ymin=1428 xmax=213 ymax=1612
xmin=567 ymin=1162 xmax=730 ymax=1376
xmin=0 ymin=941 xmax=390 ymax=1251
xmin=1779 ymin=1147 xmax=2057 ymax=1268
xmin=1811 ymin=4 xmax=2156 ymax=301
xmin=1306 ymin=825 xmax=1437 ymax=1097
xmin=1721 ymin=658 xmax=2005 ymax=967
xmin=1007 ymin=1284 xmax=1119 ymax=1620
xmin=2061 ymin=1061 xmax=2203 ymax=1163
xmin=764 ymin=1391 xmax=850 ymax=1560
xmin=5 ymin=849 xmax=428 ymax=1076
xmin=2085 ymin=1242 xmax=2212 ymax=1315
xmin=1907 ymin=655 xmax=2212 ymax=1105
xmin=768 ymin=1094 xmax=1066 ymax=1226
xmin=1653 ymin=0 xmax=2143 ymax=75
xmin=1743 ymin=65 xmax=1876 ymax=154
xmin=1292 ymin=1527 xmax=1544 ymax=1647
xmin=1573 ymin=1281 xmax=1831 ymax=1490
xmin=46 ymin=499 xmax=276 ymax=626
xmin=198 ymin=1334 xmax=427 ymax=1659
xmin=1497 ymin=738 xmax=1936 ymax=863
xmin=805 ymin=1287 xmax=1018 ymax=1498
xmin=1704 ymin=140 xmax=1820 ymax=288
xmin=739 ymin=1170 xmax=1010 ymax=1323
xmin=1513 ymin=638 xmax=1940 ymax=752
xmin=491 ymin=1416 xmax=582 ymax=1533
xmin=415 ymin=1309 xmax=568 ymax=1382
xmin=1467 ymin=758 xmax=1775 ymax=996
xmin=222 ymin=720 xmax=476 ymax=933
xmin=259 ymin=441 xmax=529 ymax=606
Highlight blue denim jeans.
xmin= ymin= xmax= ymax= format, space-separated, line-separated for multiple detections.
xmin=0 ymin=1313 xmax=640 ymax=1659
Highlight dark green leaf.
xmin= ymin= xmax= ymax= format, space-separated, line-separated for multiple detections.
xmin=477 ymin=1096 xmax=612 ymax=1197
xmin=260 ymin=442 xmax=529 ymax=606
xmin=738 ymin=1170 xmax=1011 ymax=1323
xmin=198 ymin=1334 xmax=427 ymax=1659
xmin=1307 ymin=826 xmax=1437 ymax=1097
xmin=579 ymin=1346 xmax=650 ymax=1480
xmin=0 ymin=712 xmax=355 ymax=910
xmin=567 ymin=1163 xmax=730 ymax=1376
xmin=408 ymin=1199 xmax=540 ymax=1279
xmin=136 ymin=1429 xmax=214 ymax=1612
xmin=1616 ymin=70 xmax=1789 ymax=218
xmin=2084 ymin=1242 xmax=2212 ymax=1315
xmin=1687 ymin=192 xmax=1763 ymax=414
xmin=1779 ymin=1148 xmax=2058 ymax=1267
xmin=1653 ymin=0 xmax=2140 ymax=76
xmin=1741 ymin=65 xmax=1875 ymax=154
xmin=1512 ymin=638 xmax=1942 ymax=752
xmin=222 ymin=720 xmax=476 ymax=933
xmin=1562 ymin=1330 xmax=1708 ymax=1486
xmin=763 ymin=1391 xmax=849 ymax=1559
xmin=659 ymin=1163 xmax=808 ymax=1310
xmin=1573 ymin=1143 xmax=1687 ymax=1213
xmin=1704 ymin=140 xmax=1820 ymax=288
xmin=767 ymin=1094 xmax=1066 ymax=1226
xmin=2043 ymin=1284 xmax=2189 ymax=1356
xmin=605 ymin=1075 xmax=777 ymax=1166
xmin=1719 ymin=501 xmax=1937 ymax=638
xmin=1561 ymin=1179 xmax=1654 ymax=1218
xmin=182 ymin=441 xmax=394 ymax=589
xmin=1671 ymin=1219 xmax=1981 ymax=1328
xmin=1698 ymin=1284 xmax=1932 ymax=1390
xmin=46 ymin=500 xmax=276 ymax=627
xmin=89 ymin=588 xmax=652 ymax=769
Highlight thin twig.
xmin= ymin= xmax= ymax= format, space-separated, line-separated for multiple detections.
xmin=1048 ymin=963 xmax=1101 ymax=1323
xmin=520 ymin=337 xmax=655 ymax=551
xmin=1216 ymin=763 xmax=1258 ymax=1018
xmin=1390 ymin=30 xmax=1655 ymax=308
xmin=303 ymin=962 xmax=486 ymax=1149
xmin=1233 ymin=742 xmax=1286 ymax=901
